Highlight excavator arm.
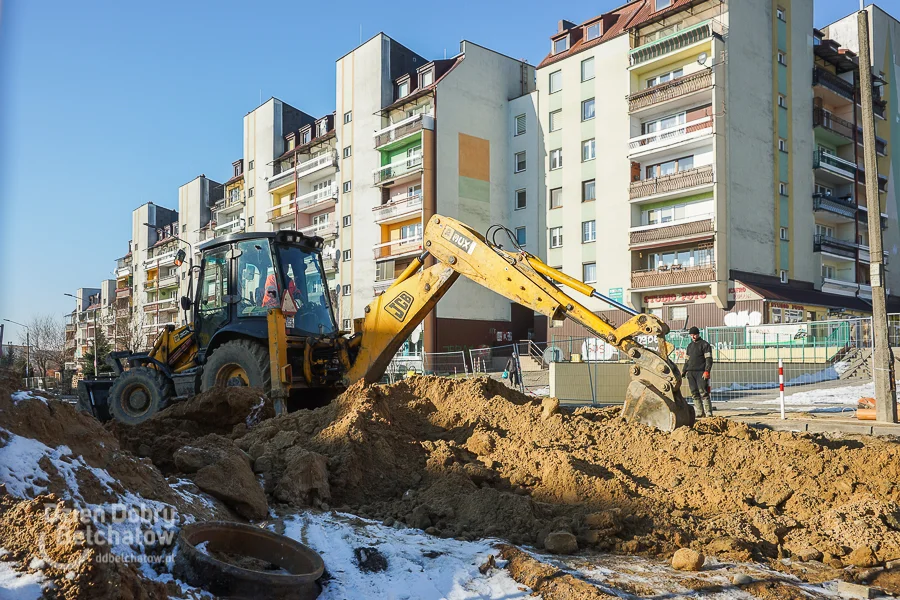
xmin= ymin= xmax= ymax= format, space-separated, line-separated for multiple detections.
xmin=346 ymin=215 xmax=694 ymax=431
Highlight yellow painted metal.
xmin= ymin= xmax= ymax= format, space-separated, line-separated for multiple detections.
xmin=266 ymin=309 xmax=291 ymax=396
xmin=146 ymin=324 xmax=198 ymax=374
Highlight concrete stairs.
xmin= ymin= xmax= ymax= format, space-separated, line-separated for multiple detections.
xmin=838 ymin=348 xmax=873 ymax=380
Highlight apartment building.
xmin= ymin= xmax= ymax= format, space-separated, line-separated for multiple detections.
xmin=64 ymin=281 xmax=121 ymax=372
xmin=336 ymin=35 xmax=539 ymax=353
xmin=537 ymin=0 xmax=900 ymax=335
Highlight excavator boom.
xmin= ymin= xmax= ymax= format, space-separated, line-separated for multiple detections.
xmin=346 ymin=215 xmax=694 ymax=431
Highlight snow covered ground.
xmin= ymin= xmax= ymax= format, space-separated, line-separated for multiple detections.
xmin=0 ymin=559 xmax=46 ymax=600
xmin=280 ymin=512 xmax=532 ymax=599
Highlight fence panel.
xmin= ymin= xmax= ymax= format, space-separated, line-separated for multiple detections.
xmin=423 ymin=351 xmax=469 ymax=378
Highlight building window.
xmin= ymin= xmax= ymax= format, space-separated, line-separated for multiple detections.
xmin=581 ymin=57 xmax=595 ymax=81
xmin=779 ymin=138 xmax=788 ymax=152
xmin=582 ymin=220 xmax=597 ymax=243
xmin=248 ymin=187 xmax=254 ymax=197
xmin=822 ymin=265 xmax=835 ymax=279
xmin=550 ymin=227 xmax=563 ymax=248
xmin=343 ymin=181 xmax=352 ymax=193
xmin=342 ymin=319 xmax=352 ymax=330
xmin=398 ymin=81 xmax=409 ymax=98
xmin=182 ymin=224 xmax=187 ymax=232
xmin=779 ymin=182 xmax=788 ymax=196
xmin=586 ymin=22 xmax=601 ymax=41
xmin=248 ymin=160 xmax=254 ymax=170
xmin=301 ymin=130 xmax=311 ymax=144
xmin=780 ymin=270 xmax=788 ymax=284
xmin=550 ymin=187 xmax=562 ymax=209
xmin=515 ymin=227 xmax=527 ymax=246
xmin=550 ymin=148 xmax=563 ymax=170
xmin=248 ymin=216 xmax=254 ymax=225
xmin=582 ymin=139 xmax=596 ymax=161
xmin=553 ymin=36 xmax=568 ymax=54
xmin=234 ymin=164 xmax=241 ymax=177
xmin=777 ymin=7 xmax=786 ymax=21
xmin=583 ymin=179 xmax=596 ymax=202
xmin=514 ymin=151 xmax=526 ymax=173
xmin=343 ymin=146 xmax=352 ymax=158
xmin=647 ymin=68 xmax=684 ymax=88
xmin=646 ymin=155 xmax=694 ymax=178
xmin=342 ymin=249 xmax=351 ymax=262
xmin=343 ymin=215 xmax=351 ymax=227
xmin=582 ymin=98 xmax=595 ymax=121
xmin=344 ymin=111 xmax=352 ymax=124
xmin=420 ymin=69 xmax=434 ymax=87
xmin=342 ymin=284 xmax=351 ymax=296
xmin=583 ymin=262 xmax=597 ymax=284
xmin=515 ymin=114 xmax=526 ymax=136
xmin=515 ymin=189 xmax=526 ymax=210
xmin=549 ymin=110 xmax=562 ymax=132
xmin=549 ymin=70 xmax=562 ymax=94
xmin=777 ymin=51 xmax=787 ymax=66
xmin=778 ymin=94 xmax=787 ymax=108
xmin=655 ymin=0 xmax=672 ymax=9
xmin=780 ymin=227 xmax=788 ymax=240
xmin=815 ymin=184 xmax=833 ymax=196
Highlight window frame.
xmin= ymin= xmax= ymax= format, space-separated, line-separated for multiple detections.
xmin=581 ymin=57 xmax=595 ymax=82
xmin=342 ymin=215 xmax=351 ymax=227
xmin=343 ymin=181 xmax=352 ymax=193
xmin=582 ymin=220 xmax=597 ymax=243
xmin=777 ymin=7 xmax=786 ymax=21
xmin=654 ymin=0 xmax=673 ymax=10
xmin=585 ymin=22 xmax=601 ymax=41
xmin=514 ymin=114 xmax=526 ymax=136
xmin=342 ymin=284 xmax=351 ymax=296
xmin=549 ymin=226 xmax=563 ymax=249
xmin=515 ymin=188 xmax=527 ymax=211
xmin=549 ymin=187 xmax=562 ymax=209
xmin=779 ymin=182 xmax=788 ymax=196
xmin=514 ymin=151 xmax=526 ymax=173
xmin=515 ymin=226 xmax=527 ymax=246
xmin=553 ymin=36 xmax=568 ymax=55
xmin=343 ymin=111 xmax=352 ymax=124
xmin=582 ymin=262 xmax=597 ymax=284
xmin=778 ymin=94 xmax=787 ymax=108
xmin=549 ymin=148 xmax=563 ymax=170
xmin=778 ymin=138 xmax=788 ymax=152
xmin=581 ymin=98 xmax=596 ymax=121
xmin=549 ymin=70 xmax=562 ymax=94
xmin=342 ymin=249 xmax=351 ymax=262
xmin=780 ymin=270 xmax=789 ymax=284
xmin=582 ymin=179 xmax=596 ymax=202
xmin=777 ymin=51 xmax=787 ymax=66
xmin=780 ymin=227 xmax=788 ymax=241
xmin=582 ymin=138 xmax=596 ymax=162
xmin=343 ymin=146 xmax=352 ymax=158
xmin=549 ymin=109 xmax=562 ymax=132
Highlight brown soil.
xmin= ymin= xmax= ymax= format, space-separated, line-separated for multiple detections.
xmin=231 ymin=376 xmax=900 ymax=587
xmin=498 ymin=545 xmax=616 ymax=599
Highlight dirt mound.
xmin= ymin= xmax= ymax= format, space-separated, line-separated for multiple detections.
xmin=235 ymin=376 xmax=900 ymax=571
xmin=111 ymin=386 xmax=274 ymax=472
xmin=0 ymin=493 xmax=169 ymax=599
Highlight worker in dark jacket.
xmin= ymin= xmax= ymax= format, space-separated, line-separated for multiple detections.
xmin=682 ymin=326 xmax=714 ymax=417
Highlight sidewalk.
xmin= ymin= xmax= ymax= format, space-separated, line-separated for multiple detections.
xmin=716 ymin=403 xmax=900 ymax=436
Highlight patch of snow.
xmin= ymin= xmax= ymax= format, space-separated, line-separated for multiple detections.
xmin=281 ymin=512 xmax=532 ymax=600
xmin=764 ymin=382 xmax=875 ymax=406
xmin=0 ymin=562 xmax=46 ymax=600
xmin=195 ymin=541 xmax=209 ymax=556
xmin=10 ymin=391 xmax=47 ymax=405
xmin=529 ymin=387 xmax=550 ymax=397
xmin=713 ymin=366 xmax=843 ymax=393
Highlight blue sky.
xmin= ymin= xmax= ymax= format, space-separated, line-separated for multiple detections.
xmin=0 ymin=0 xmax=876 ymax=333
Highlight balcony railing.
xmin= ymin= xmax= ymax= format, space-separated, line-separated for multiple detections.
xmin=373 ymin=193 xmax=424 ymax=223
xmin=859 ymin=245 xmax=890 ymax=264
xmin=299 ymin=221 xmax=338 ymax=238
xmin=144 ymin=279 xmax=157 ymax=290
xmin=269 ymin=152 xmax=338 ymax=190
xmin=214 ymin=218 xmax=244 ymax=232
xmin=374 ymin=113 xmax=429 ymax=148
xmin=373 ymin=237 xmax=423 ymax=260
xmin=115 ymin=287 xmax=132 ymax=299
xmin=631 ymin=263 xmax=716 ymax=289
xmin=813 ymin=108 xmax=854 ymax=141
xmin=814 ymin=233 xmax=858 ymax=259
xmin=373 ymin=152 xmax=424 ymax=185
xmin=628 ymin=117 xmax=712 ymax=154
xmin=215 ymin=192 xmax=245 ymax=213
xmin=630 ymin=19 xmax=722 ymax=67
xmin=115 ymin=266 xmax=132 ymax=278
xmin=267 ymin=183 xmax=339 ymax=222
xmin=856 ymin=164 xmax=889 ymax=192
xmin=813 ymin=149 xmax=857 ymax=179
xmin=629 ymin=216 xmax=714 ymax=247
xmin=812 ymin=193 xmax=856 ymax=219
xmin=627 ymin=70 xmax=713 ymax=112
xmin=143 ymin=298 xmax=177 ymax=312
xmin=813 ymin=67 xmax=855 ymax=100
xmin=629 ymin=165 xmax=713 ymax=200
xmin=158 ymin=274 xmax=178 ymax=288
xmin=374 ymin=278 xmax=396 ymax=295
xmin=321 ymin=256 xmax=339 ymax=272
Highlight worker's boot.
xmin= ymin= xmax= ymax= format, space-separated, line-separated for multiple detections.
xmin=701 ymin=394 xmax=714 ymax=417
xmin=692 ymin=394 xmax=706 ymax=418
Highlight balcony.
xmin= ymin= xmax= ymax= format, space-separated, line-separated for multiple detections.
xmin=268 ymin=183 xmax=339 ymax=224
xmin=115 ymin=287 xmax=131 ymax=299
xmin=374 ymin=113 xmax=432 ymax=150
xmin=813 ymin=108 xmax=854 ymax=142
xmin=631 ymin=263 xmax=716 ymax=290
xmin=321 ymin=256 xmax=339 ymax=273
xmin=813 ymin=67 xmax=886 ymax=119
xmin=144 ymin=279 xmax=157 ymax=291
xmin=813 ymin=149 xmax=856 ymax=182
xmin=857 ymin=204 xmax=889 ymax=230
xmin=627 ymin=70 xmax=713 ymax=113
xmin=373 ymin=152 xmax=424 ymax=186
xmin=628 ymin=117 xmax=712 ymax=157
xmin=629 ymin=165 xmax=713 ymax=202
xmin=214 ymin=217 xmax=244 ymax=234
xmin=373 ymin=237 xmax=423 ymax=260
xmin=268 ymin=153 xmax=339 ymax=191
xmin=856 ymin=164 xmax=889 ymax=193
xmin=630 ymin=19 xmax=723 ymax=68
xmin=374 ymin=278 xmax=396 ymax=295
xmin=115 ymin=265 xmax=132 ymax=278
xmin=822 ymin=277 xmax=860 ymax=297
xmin=859 ymin=245 xmax=890 ymax=264
xmin=813 ymin=193 xmax=856 ymax=219
xmin=215 ymin=192 xmax=245 ymax=215
xmin=143 ymin=298 xmax=177 ymax=312
xmin=814 ymin=233 xmax=858 ymax=259
xmin=629 ymin=216 xmax=714 ymax=250
xmin=299 ymin=221 xmax=338 ymax=239
xmin=373 ymin=193 xmax=423 ymax=225
xmin=158 ymin=274 xmax=179 ymax=289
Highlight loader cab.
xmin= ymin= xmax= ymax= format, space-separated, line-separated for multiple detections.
xmin=193 ymin=231 xmax=338 ymax=353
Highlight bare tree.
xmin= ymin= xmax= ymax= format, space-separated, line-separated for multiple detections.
xmin=17 ymin=315 xmax=67 ymax=377
xmin=115 ymin=306 xmax=145 ymax=353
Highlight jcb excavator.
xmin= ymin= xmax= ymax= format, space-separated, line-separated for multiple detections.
xmin=78 ymin=215 xmax=694 ymax=431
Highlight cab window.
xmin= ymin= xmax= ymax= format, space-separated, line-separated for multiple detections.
xmin=236 ymin=239 xmax=275 ymax=317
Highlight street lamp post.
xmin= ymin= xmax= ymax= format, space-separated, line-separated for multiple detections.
xmin=3 ymin=319 xmax=30 ymax=380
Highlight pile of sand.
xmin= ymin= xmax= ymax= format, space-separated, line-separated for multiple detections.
xmin=229 ymin=376 xmax=900 ymax=576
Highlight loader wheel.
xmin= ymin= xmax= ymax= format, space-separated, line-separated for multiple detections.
xmin=108 ymin=367 xmax=172 ymax=425
xmin=201 ymin=340 xmax=271 ymax=393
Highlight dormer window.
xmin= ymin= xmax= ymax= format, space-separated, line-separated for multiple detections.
xmin=316 ymin=120 xmax=328 ymax=137
xmin=585 ymin=22 xmax=601 ymax=41
xmin=655 ymin=0 xmax=672 ymax=10
xmin=234 ymin=164 xmax=240 ymax=177
xmin=300 ymin=127 xmax=311 ymax=144
xmin=398 ymin=80 xmax=409 ymax=98
xmin=420 ymin=68 xmax=434 ymax=88
xmin=553 ymin=36 xmax=569 ymax=54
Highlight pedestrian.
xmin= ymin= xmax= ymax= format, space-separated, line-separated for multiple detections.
xmin=682 ymin=326 xmax=713 ymax=418
xmin=504 ymin=355 xmax=520 ymax=387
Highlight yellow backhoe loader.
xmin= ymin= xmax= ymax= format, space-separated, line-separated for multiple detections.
xmin=78 ymin=215 xmax=694 ymax=431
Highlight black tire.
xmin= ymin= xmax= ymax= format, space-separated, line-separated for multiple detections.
xmin=201 ymin=339 xmax=271 ymax=393
xmin=108 ymin=367 xmax=172 ymax=425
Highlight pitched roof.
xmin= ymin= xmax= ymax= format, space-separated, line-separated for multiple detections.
xmin=537 ymin=0 xmax=699 ymax=70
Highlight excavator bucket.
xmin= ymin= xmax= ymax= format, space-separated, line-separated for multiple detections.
xmin=622 ymin=380 xmax=695 ymax=432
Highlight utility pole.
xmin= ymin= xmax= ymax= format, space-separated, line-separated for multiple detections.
xmin=858 ymin=9 xmax=898 ymax=423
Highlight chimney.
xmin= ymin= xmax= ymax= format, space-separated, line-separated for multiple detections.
xmin=558 ymin=20 xmax=575 ymax=33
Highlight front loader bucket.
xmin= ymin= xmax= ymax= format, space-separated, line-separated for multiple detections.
xmin=622 ymin=380 xmax=695 ymax=432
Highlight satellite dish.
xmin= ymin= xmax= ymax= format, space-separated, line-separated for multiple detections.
xmin=697 ymin=52 xmax=709 ymax=66
xmin=411 ymin=324 xmax=422 ymax=344
xmin=334 ymin=283 xmax=341 ymax=295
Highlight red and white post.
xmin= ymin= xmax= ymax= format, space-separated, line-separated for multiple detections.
xmin=778 ymin=359 xmax=785 ymax=420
